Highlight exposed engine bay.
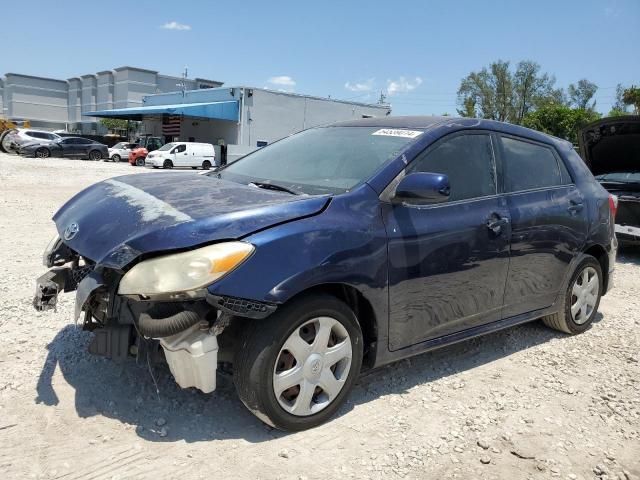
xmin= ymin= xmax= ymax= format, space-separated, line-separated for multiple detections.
xmin=33 ymin=238 xmax=276 ymax=393
xmin=579 ymin=115 xmax=640 ymax=244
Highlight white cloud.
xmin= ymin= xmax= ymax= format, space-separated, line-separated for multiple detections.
xmin=162 ymin=21 xmax=191 ymax=31
xmin=268 ymin=76 xmax=296 ymax=87
xmin=344 ymin=78 xmax=375 ymax=92
xmin=387 ymin=76 xmax=423 ymax=96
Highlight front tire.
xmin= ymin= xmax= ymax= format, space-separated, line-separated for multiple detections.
xmin=234 ymin=293 xmax=363 ymax=431
xmin=111 ymin=154 xmax=121 ymax=162
xmin=542 ymin=256 xmax=603 ymax=334
xmin=163 ymin=159 xmax=173 ymax=169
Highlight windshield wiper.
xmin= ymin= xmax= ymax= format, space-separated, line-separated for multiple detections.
xmin=249 ymin=181 xmax=299 ymax=195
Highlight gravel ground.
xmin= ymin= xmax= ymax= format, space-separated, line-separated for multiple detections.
xmin=0 ymin=153 xmax=639 ymax=480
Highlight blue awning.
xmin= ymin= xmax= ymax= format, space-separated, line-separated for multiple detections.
xmin=84 ymin=100 xmax=239 ymax=121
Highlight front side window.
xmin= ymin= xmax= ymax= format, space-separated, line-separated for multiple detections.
xmin=172 ymin=144 xmax=187 ymax=154
xmin=502 ymin=137 xmax=562 ymax=192
xmin=408 ymin=134 xmax=496 ymax=202
xmin=217 ymin=127 xmax=420 ymax=195
xmin=158 ymin=142 xmax=177 ymax=152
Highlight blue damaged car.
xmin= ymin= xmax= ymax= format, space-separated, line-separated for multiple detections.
xmin=34 ymin=116 xmax=617 ymax=431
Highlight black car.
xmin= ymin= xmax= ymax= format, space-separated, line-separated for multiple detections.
xmin=579 ymin=116 xmax=640 ymax=246
xmin=19 ymin=136 xmax=108 ymax=160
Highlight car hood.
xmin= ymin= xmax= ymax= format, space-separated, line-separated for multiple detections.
xmin=578 ymin=115 xmax=640 ymax=176
xmin=53 ymin=172 xmax=329 ymax=269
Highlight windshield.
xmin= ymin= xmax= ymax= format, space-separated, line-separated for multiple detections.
xmin=157 ymin=142 xmax=178 ymax=152
xmin=216 ymin=126 xmax=420 ymax=195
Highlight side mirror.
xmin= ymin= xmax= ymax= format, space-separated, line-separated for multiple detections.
xmin=392 ymin=172 xmax=450 ymax=205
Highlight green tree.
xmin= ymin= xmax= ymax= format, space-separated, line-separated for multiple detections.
xmin=608 ymin=84 xmax=630 ymax=116
xmin=457 ymin=60 xmax=562 ymax=124
xmin=567 ymin=79 xmax=598 ymax=110
xmin=522 ymin=104 xmax=600 ymax=144
xmin=99 ymin=118 xmax=129 ymax=132
xmin=457 ymin=97 xmax=477 ymax=118
xmin=622 ymin=85 xmax=640 ymax=114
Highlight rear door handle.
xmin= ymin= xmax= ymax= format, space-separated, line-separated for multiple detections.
xmin=568 ymin=200 xmax=584 ymax=213
xmin=486 ymin=215 xmax=509 ymax=234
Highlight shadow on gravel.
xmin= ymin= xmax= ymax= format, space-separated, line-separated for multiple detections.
xmin=617 ymin=246 xmax=640 ymax=265
xmin=35 ymin=314 xmax=602 ymax=443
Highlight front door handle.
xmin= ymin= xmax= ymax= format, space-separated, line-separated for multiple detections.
xmin=486 ymin=215 xmax=509 ymax=234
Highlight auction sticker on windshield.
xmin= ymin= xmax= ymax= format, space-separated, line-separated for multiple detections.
xmin=372 ymin=129 xmax=423 ymax=139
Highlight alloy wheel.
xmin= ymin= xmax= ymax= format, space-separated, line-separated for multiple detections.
xmin=35 ymin=148 xmax=50 ymax=158
xmin=570 ymin=266 xmax=599 ymax=324
xmin=273 ymin=316 xmax=352 ymax=416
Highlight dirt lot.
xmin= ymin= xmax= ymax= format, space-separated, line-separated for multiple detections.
xmin=0 ymin=153 xmax=638 ymax=480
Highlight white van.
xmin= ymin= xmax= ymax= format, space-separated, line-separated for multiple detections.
xmin=145 ymin=142 xmax=217 ymax=170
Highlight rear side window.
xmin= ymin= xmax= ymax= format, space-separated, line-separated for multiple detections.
xmin=501 ymin=137 xmax=563 ymax=192
xmin=408 ymin=133 xmax=496 ymax=202
xmin=27 ymin=131 xmax=46 ymax=139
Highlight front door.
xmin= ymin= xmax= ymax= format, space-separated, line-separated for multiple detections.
xmin=497 ymin=135 xmax=588 ymax=317
xmin=382 ymin=132 xmax=511 ymax=351
xmin=172 ymin=144 xmax=187 ymax=166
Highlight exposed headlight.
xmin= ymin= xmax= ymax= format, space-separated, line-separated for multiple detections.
xmin=43 ymin=235 xmax=62 ymax=267
xmin=118 ymin=242 xmax=254 ymax=295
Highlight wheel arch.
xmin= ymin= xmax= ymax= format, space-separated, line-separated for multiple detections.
xmin=281 ymin=282 xmax=378 ymax=370
xmin=582 ymin=243 xmax=609 ymax=292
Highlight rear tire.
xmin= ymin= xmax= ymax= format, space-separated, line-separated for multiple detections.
xmin=234 ymin=293 xmax=363 ymax=431
xmin=89 ymin=150 xmax=102 ymax=161
xmin=542 ymin=256 xmax=603 ymax=334
xmin=202 ymin=160 xmax=212 ymax=170
xmin=163 ymin=159 xmax=173 ymax=169
xmin=135 ymin=157 xmax=145 ymax=167
xmin=35 ymin=147 xmax=51 ymax=158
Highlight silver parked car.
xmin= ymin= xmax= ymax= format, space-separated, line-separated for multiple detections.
xmin=0 ymin=128 xmax=61 ymax=153
xmin=107 ymin=142 xmax=139 ymax=162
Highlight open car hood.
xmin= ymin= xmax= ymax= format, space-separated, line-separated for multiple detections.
xmin=578 ymin=115 xmax=640 ymax=176
xmin=53 ymin=172 xmax=329 ymax=269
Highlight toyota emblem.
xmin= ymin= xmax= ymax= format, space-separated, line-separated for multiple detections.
xmin=63 ymin=222 xmax=80 ymax=240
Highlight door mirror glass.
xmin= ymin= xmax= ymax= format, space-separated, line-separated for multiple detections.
xmin=393 ymin=172 xmax=450 ymax=205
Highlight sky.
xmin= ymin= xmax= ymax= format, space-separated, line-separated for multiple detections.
xmin=1 ymin=0 xmax=638 ymax=116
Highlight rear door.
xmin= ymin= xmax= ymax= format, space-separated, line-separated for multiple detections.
xmin=382 ymin=131 xmax=511 ymax=350
xmin=498 ymin=134 xmax=587 ymax=317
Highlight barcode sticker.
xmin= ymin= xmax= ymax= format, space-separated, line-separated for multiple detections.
xmin=372 ymin=129 xmax=423 ymax=139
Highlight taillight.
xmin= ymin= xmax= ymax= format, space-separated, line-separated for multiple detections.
xmin=608 ymin=194 xmax=618 ymax=219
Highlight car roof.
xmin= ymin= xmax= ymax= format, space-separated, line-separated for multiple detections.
xmin=330 ymin=116 xmax=452 ymax=129
xmin=329 ymin=115 xmax=573 ymax=149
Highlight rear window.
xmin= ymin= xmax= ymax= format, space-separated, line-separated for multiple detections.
xmin=501 ymin=137 xmax=563 ymax=192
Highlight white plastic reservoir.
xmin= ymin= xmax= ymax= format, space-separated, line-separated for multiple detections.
xmin=159 ymin=323 xmax=219 ymax=393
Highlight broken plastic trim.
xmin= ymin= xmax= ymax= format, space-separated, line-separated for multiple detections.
xmin=206 ymin=293 xmax=277 ymax=319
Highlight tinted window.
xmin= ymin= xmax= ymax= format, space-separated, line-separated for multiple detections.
xmin=60 ymin=138 xmax=77 ymax=144
xmin=27 ymin=131 xmax=47 ymax=139
xmin=502 ymin=137 xmax=562 ymax=192
xmin=408 ymin=134 xmax=496 ymax=202
xmin=76 ymin=138 xmax=92 ymax=144
xmin=172 ymin=144 xmax=187 ymax=153
xmin=46 ymin=133 xmax=59 ymax=140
